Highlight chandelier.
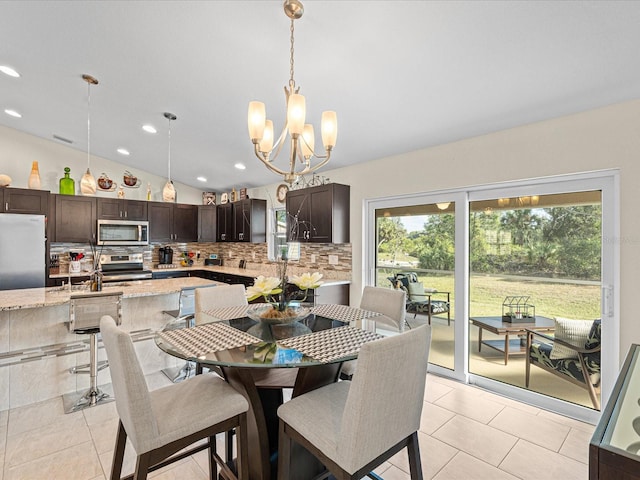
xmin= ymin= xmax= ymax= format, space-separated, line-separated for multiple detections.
xmin=247 ymin=0 xmax=337 ymax=185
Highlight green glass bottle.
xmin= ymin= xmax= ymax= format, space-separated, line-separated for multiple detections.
xmin=59 ymin=167 xmax=75 ymax=195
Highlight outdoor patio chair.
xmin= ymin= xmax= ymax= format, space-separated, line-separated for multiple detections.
xmin=389 ymin=272 xmax=451 ymax=326
xmin=525 ymin=318 xmax=601 ymax=409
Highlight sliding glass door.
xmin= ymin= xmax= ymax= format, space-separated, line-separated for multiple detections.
xmin=371 ymin=198 xmax=458 ymax=371
xmin=365 ymin=171 xmax=618 ymax=422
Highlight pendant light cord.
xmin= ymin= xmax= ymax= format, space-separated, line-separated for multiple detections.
xmin=167 ymin=117 xmax=172 ymax=182
xmin=87 ymin=80 xmax=91 ymax=169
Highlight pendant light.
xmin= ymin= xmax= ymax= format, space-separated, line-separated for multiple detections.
xmin=162 ymin=112 xmax=177 ymax=202
xmin=80 ymin=74 xmax=98 ymax=195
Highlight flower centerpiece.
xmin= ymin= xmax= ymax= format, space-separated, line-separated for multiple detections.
xmin=245 ymin=249 xmax=323 ymax=324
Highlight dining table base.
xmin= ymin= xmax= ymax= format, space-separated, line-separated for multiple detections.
xmin=221 ymin=363 xmax=343 ymax=480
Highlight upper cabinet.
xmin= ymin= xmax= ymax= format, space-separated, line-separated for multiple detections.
xmin=148 ymin=201 xmax=198 ymax=243
xmin=216 ymin=203 xmax=234 ymax=242
xmin=286 ymin=183 xmax=350 ymax=243
xmin=198 ymin=205 xmax=216 ymax=242
xmin=0 ymin=187 xmax=49 ymax=215
xmin=97 ymin=198 xmax=147 ymax=221
xmin=233 ymin=198 xmax=266 ymax=243
xmin=51 ymin=195 xmax=97 ymax=243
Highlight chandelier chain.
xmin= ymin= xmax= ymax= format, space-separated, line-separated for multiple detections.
xmin=289 ymin=18 xmax=295 ymax=88
xmin=86 ymin=80 xmax=91 ymax=169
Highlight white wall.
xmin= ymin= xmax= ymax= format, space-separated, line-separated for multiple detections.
xmin=0 ymin=124 xmax=204 ymax=203
xmin=256 ymin=99 xmax=640 ymax=362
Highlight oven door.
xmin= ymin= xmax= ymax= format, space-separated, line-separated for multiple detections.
xmin=97 ymin=220 xmax=149 ymax=245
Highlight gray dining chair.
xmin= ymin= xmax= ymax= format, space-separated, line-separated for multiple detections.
xmin=99 ymin=315 xmax=249 ymax=480
xmin=277 ymin=324 xmax=431 ymax=480
xmin=195 ymin=283 xmax=248 ymax=323
xmin=340 ymin=285 xmax=407 ymax=379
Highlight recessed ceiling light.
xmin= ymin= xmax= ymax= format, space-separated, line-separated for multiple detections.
xmin=142 ymin=124 xmax=157 ymax=134
xmin=4 ymin=109 xmax=21 ymax=118
xmin=234 ymin=163 xmax=246 ymax=170
xmin=0 ymin=66 xmax=20 ymax=78
xmin=197 ymin=176 xmax=207 ymax=182
xmin=117 ymin=148 xmax=130 ymax=156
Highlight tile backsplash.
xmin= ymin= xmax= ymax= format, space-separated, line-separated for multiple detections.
xmin=50 ymin=242 xmax=352 ymax=278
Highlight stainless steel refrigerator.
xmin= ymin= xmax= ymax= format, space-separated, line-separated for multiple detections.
xmin=0 ymin=213 xmax=46 ymax=290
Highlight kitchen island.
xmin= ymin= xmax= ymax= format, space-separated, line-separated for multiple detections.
xmin=0 ymin=277 xmax=221 ymax=411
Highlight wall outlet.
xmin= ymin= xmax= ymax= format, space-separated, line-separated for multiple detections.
xmin=311 ymin=254 xmax=316 ymax=263
xmin=328 ymin=254 xmax=339 ymax=265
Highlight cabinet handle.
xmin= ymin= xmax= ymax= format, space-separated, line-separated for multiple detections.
xmin=124 ymin=211 xmax=128 ymax=218
xmin=5 ymin=203 xmax=8 ymax=210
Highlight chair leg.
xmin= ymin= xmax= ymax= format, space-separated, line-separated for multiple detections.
xmin=110 ymin=420 xmax=127 ymax=480
xmin=208 ymin=434 xmax=217 ymax=480
xmin=578 ymin=354 xmax=601 ymax=410
xmin=237 ymin=413 xmax=249 ymax=480
xmin=134 ymin=452 xmax=152 ymax=480
xmin=277 ymin=420 xmax=292 ymax=480
xmin=407 ymin=432 xmax=423 ymax=480
xmin=525 ymin=332 xmax=532 ymax=388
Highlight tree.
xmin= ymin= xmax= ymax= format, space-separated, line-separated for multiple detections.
xmin=377 ymin=217 xmax=407 ymax=264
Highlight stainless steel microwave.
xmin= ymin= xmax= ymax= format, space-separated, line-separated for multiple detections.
xmin=97 ymin=219 xmax=149 ymax=245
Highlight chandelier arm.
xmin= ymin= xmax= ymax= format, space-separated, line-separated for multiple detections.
xmin=253 ymin=145 xmax=289 ymax=176
xmin=267 ymin=122 xmax=290 ymax=163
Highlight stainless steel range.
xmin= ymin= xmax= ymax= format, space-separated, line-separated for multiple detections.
xmin=99 ymin=253 xmax=152 ymax=282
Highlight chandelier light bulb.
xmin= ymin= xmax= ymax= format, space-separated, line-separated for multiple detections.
xmin=259 ymin=120 xmax=274 ymax=153
xmin=248 ymin=101 xmax=266 ymax=141
xmin=287 ymin=93 xmax=306 ymax=136
xmin=301 ymin=124 xmax=315 ymax=158
xmin=321 ymin=111 xmax=337 ymax=149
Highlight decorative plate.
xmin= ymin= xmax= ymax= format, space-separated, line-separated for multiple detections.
xmin=221 ymin=192 xmax=228 ymax=204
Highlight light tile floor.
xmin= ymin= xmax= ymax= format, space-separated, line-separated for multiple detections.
xmin=0 ymin=372 xmax=593 ymax=480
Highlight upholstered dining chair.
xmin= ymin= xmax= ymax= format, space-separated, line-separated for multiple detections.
xmin=99 ymin=315 xmax=249 ymax=480
xmin=340 ymin=285 xmax=407 ymax=379
xmin=194 ymin=284 xmax=248 ymax=376
xmin=195 ymin=283 xmax=248 ymax=322
xmin=277 ymin=324 xmax=431 ymax=480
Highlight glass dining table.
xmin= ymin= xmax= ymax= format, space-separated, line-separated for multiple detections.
xmin=154 ymin=303 xmax=393 ymax=480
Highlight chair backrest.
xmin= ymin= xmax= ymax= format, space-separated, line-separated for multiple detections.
xmin=100 ymin=315 xmax=158 ymax=454
xmin=360 ymin=286 xmax=406 ymax=332
xmin=195 ymin=284 xmax=247 ymax=315
xmin=337 ymin=324 xmax=431 ymax=472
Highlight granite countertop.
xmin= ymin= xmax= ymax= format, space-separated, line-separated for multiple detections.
xmin=50 ymin=264 xmax=351 ymax=286
xmin=0 ymin=277 xmax=220 ymax=311
xmin=151 ymin=264 xmax=352 ymax=286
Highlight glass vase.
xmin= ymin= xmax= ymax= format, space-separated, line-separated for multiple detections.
xmin=59 ymin=167 xmax=75 ymax=195
xmin=28 ymin=161 xmax=41 ymax=189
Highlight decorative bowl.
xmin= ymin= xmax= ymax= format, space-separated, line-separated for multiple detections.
xmin=246 ymin=304 xmax=311 ymax=325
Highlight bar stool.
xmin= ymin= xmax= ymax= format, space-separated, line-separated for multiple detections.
xmin=161 ymin=287 xmax=197 ymax=382
xmin=63 ymin=291 xmax=123 ymax=413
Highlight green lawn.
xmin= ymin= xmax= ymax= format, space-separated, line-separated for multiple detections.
xmin=377 ymin=269 xmax=600 ymax=320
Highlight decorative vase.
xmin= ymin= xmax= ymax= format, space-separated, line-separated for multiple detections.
xmin=28 ymin=161 xmax=41 ymax=189
xmin=59 ymin=167 xmax=75 ymax=195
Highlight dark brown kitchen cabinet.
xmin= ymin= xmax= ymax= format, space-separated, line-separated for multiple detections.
xmin=97 ymin=198 xmax=147 ymax=221
xmin=233 ymin=198 xmax=266 ymax=242
xmin=286 ymin=183 xmax=350 ymax=243
xmin=0 ymin=187 xmax=49 ymax=215
xmin=198 ymin=205 xmax=216 ymax=242
xmin=148 ymin=202 xmax=197 ymax=243
xmin=51 ymin=195 xmax=97 ymax=243
xmin=173 ymin=203 xmax=198 ymax=242
xmin=216 ymin=203 xmax=233 ymax=242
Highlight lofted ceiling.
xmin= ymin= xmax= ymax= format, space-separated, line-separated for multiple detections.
xmin=1 ymin=1 xmax=640 ymax=193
